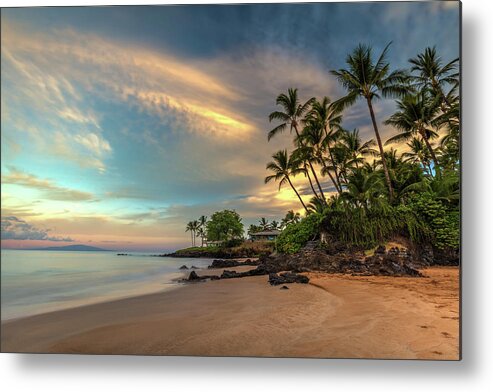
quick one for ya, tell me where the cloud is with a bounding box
[1,167,94,201]
[1,216,73,242]
[74,133,112,157]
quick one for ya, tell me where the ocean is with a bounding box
[0,249,212,320]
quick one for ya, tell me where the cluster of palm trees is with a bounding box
[185,215,208,247]
[248,210,302,236]
[265,44,459,213]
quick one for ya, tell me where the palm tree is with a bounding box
[191,220,200,246]
[258,217,270,231]
[409,46,459,107]
[281,210,301,228]
[341,169,386,209]
[307,196,327,214]
[340,128,378,169]
[248,224,262,236]
[331,43,410,201]
[306,97,344,193]
[268,88,325,199]
[300,120,336,197]
[292,145,321,200]
[265,149,308,212]
[401,137,433,176]
[196,227,206,247]
[270,220,280,230]
[384,91,441,176]
[197,215,208,246]
[185,222,195,247]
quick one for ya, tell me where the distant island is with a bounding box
[27,244,112,252]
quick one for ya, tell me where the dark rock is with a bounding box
[221,270,240,279]
[258,247,422,278]
[179,265,189,270]
[208,259,259,269]
[187,270,202,280]
[268,272,310,286]
[374,245,386,255]
[190,265,199,269]
[280,285,289,290]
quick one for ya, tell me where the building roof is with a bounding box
[250,230,281,236]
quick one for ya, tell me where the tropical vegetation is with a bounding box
[266,44,459,254]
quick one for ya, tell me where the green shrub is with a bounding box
[407,192,459,249]
[276,213,323,254]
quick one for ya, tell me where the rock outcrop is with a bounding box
[207,258,258,269]
[268,272,310,286]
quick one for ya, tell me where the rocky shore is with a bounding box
[180,244,434,287]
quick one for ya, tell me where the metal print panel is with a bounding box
[0,1,461,359]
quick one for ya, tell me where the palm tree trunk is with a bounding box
[366,97,394,201]
[320,157,341,194]
[420,129,441,177]
[327,146,343,191]
[293,123,326,203]
[308,161,326,201]
[287,176,308,212]
[305,163,320,199]
[324,126,344,192]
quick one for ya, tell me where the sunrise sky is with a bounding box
[0,2,459,252]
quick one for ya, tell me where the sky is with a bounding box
[0,1,460,252]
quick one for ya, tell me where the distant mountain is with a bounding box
[28,244,112,252]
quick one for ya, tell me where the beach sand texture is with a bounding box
[1,267,459,360]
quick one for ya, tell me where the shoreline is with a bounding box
[1,266,459,359]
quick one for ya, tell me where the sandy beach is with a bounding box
[0,266,459,360]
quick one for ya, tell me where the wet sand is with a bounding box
[0,266,459,360]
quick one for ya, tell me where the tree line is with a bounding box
[265,44,459,214]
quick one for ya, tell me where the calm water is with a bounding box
[1,250,212,320]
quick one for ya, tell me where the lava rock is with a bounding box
[208,259,259,269]
[179,265,189,270]
[268,272,310,286]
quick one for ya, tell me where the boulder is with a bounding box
[268,272,310,286]
[179,265,189,270]
[187,270,202,280]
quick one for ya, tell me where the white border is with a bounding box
[1,0,492,391]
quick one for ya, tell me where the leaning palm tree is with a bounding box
[268,88,325,198]
[384,91,441,176]
[301,119,337,197]
[306,97,344,193]
[409,46,459,107]
[331,42,410,201]
[265,149,308,212]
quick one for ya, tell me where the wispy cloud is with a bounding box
[2,167,94,201]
